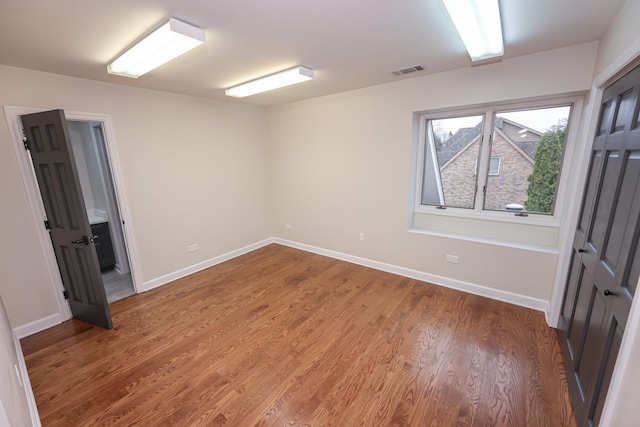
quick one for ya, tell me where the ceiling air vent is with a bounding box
[392,65,424,76]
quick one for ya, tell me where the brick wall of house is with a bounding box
[440,132,534,210]
[440,139,481,208]
[484,133,534,210]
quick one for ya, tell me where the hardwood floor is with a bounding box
[21,244,576,426]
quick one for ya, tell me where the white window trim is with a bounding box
[412,94,585,228]
[423,120,445,205]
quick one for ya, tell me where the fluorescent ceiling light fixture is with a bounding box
[225,66,314,98]
[108,18,205,78]
[443,0,504,62]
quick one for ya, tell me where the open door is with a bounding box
[21,110,113,329]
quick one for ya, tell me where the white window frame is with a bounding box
[413,94,584,227]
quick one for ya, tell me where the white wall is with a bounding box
[268,42,598,305]
[0,65,273,328]
[0,295,32,427]
[594,0,640,77]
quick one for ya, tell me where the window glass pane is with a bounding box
[421,115,483,209]
[489,157,501,175]
[484,105,572,214]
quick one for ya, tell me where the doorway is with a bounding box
[4,106,141,327]
[67,120,135,303]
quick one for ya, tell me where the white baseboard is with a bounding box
[142,238,275,292]
[12,239,276,338]
[13,235,552,340]
[12,332,41,426]
[13,313,63,340]
[273,238,550,316]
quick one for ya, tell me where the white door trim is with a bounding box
[3,106,143,326]
[90,123,130,275]
[546,88,603,327]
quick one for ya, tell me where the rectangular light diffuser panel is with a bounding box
[225,66,314,98]
[108,18,205,78]
[443,0,503,62]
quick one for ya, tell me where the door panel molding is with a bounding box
[549,54,640,330]
[4,106,70,322]
[22,109,112,328]
[3,106,142,332]
[559,63,640,426]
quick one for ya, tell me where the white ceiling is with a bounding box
[0,0,627,107]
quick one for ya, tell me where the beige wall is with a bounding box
[594,0,640,78]
[0,65,273,328]
[0,295,32,426]
[268,42,598,303]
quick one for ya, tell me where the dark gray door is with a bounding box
[21,110,113,329]
[559,64,640,426]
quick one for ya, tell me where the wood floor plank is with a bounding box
[21,244,576,426]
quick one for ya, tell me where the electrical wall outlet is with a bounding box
[188,244,199,252]
[285,224,293,230]
[446,254,459,264]
[359,232,365,242]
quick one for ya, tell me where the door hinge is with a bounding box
[44,220,50,230]
[63,290,69,300]
[23,136,29,150]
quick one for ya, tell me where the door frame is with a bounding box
[90,122,130,275]
[4,106,142,325]
[547,39,640,426]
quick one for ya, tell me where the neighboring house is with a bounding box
[437,118,543,210]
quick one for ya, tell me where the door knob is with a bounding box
[578,248,587,253]
[604,289,614,296]
[71,235,89,245]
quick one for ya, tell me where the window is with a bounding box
[421,114,483,209]
[489,157,501,175]
[418,100,574,216]
[475,157,501,176]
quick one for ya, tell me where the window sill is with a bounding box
[414,205,561,228]
[407,226,560,254]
